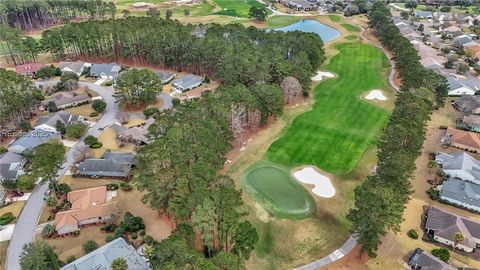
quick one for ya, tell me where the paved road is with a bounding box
[6,81,118,270]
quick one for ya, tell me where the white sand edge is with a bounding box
[311,71,335,82]
[293,166,336,198]
[365,89,387,101]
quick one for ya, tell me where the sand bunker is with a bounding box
[132,2,155,8]
[311,71,335,81]
[365,89,387,101]
[293,167,336,198]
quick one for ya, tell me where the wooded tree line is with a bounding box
[39,16,324,92]
[347,2,448,257]
[0,0,116,31]
[0,68,44,137]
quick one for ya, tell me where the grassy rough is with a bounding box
[328,14,341,22]
[212,0,271,17]
[266,15,301,28]
[341,23,361,32]
[267,43,391,174]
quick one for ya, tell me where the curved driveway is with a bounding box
[5,81,118,270]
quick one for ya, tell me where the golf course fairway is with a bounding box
[244,165,315,219]
[267,42,391,174]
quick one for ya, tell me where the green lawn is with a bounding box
[212,0,271,17]
[328,14,341,22]
[341,23,360,33]
[266,43,391,174]
[267,15,300,28]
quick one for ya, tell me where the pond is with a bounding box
[272,19,341,43]
[243,165,315,219]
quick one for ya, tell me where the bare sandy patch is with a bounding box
[293,166,336,198]
[365,89,387,101]
[311,71,335,81]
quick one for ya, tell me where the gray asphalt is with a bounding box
[6,81,118,270]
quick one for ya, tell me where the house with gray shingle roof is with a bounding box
[58,61,90,76]
[446,76,475,96]
[0,152,26,181]
[61,237,150,270]
[89,63,121,80]
[35,111,84,133]
[414,10,433,19]
[454,35,473,48]
[425,207,480,252]
[441,178,480,212]
[156,71,176,84]
[77,151,135,178]
[7,130,61,154]
[436,151,480,184]
[172,74,203,92]
[454,95,480,114]
[42,92,91,110]
[408,248,455,270]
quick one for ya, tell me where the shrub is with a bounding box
[56,183,71,196]
[123,212,145,232]
[105,234,116,242]
[106,183,119,190]
[120,182,132,191]
[407,229,419,239]
[83,240,98,254]
[431,247,450,262]
[92,99,107,113]
[101,223,116,232]
[46,196,58,207]
[101,80,113,86]
[139,230,146,236]
[65,122,88,139]
[90,142,103,149]
[42,224,55,238]
[84,135,98,146]
[0,145,6,155]
[66,256,76,264]
[0,212,15,225]
[427,187,440,200]
[143,107,160,118]
[131,232,138,240]
[143,235,156,246]
[114,226,126,238]
[439,125,448,129]
[89,111,99,117]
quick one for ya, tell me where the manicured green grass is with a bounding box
[345,35,357,40]
[243,163,315,219]
[267,15,300,28]
[329,14,341,22]
[266,43,391,174]
[341,23,360,33]
[212,0,271,17]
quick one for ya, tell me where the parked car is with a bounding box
[12,191,24,197]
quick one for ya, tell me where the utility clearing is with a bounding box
[293,167,336,198]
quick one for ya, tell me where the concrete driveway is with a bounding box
[6,81,118,270]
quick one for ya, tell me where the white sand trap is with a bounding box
[293,167,336,198]
[311,71,335,81]
[365,90,387,101]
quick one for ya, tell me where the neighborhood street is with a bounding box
[5,81,119,270]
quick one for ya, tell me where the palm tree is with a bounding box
[453,232,464,250]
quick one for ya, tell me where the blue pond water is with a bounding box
[272,19,341,43]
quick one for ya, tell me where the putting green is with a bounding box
[243,165,315,219]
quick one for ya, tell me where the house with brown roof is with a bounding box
[111,118,154,145]
[425,207,480,252]
[445,128,480,153]
[54,186,117,235]
[41,92,90,110]
[15,63,45,76]
[464,41,480,59]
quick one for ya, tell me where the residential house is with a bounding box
[440,178,480,212]
[408,248,455,270]
[414,10,433,19]
[111,118,154,145]
[42,93,90,110]
[280,0,317,10]
[15,63,45,76]
[445,128,480,153]
[35,111,84,133]
[61,237,150,270]
[7,130,61,154]
[460,115,480,132]
[453,95,480,114]
[0,152,26,181]
[454,35,473,48]
[443,25,463,36]
[400,28,421,38]
[425,206,480,252]
[434,12,454,22]
[436,151,480,184]
[155,71,176,84]
[446,76,475,96]
[58,61,90,76]
[54,186,118,235]
[464,41,480,59]
[172,74,204,92]
[77,151,135,178]
[89,63,121,80]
